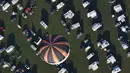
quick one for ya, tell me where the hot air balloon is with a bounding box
[40,35,70,65]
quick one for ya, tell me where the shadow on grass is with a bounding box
[63,0,75,13]
[18,15,22,27]
[36,28,43,37]
[12,5,17,12]
[88,0,98,12]
[7,33,15,47]
[25,0,31,7]
[17,61,25,69]
[88,51,99,64]
[50,3,56,14]
[102,30,110,41]
[18,0,23,6]
[12,59,16,66]
[15,44,22,54]
[40,8,49,25]
[72,11,81,23]
[25,59,30,66]
[31,64,37,73]
[0,20,5,29]
[0,42,5,48]
[107,44,117,57]
[116,54,122,69]
[64,60,77,73]
[23,24,28,30]
[31,23,36,32]
[97,30,110,42]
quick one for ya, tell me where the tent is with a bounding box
[113,4,123,13]
[97,39,110,50]
[88,61,99,71]
[107,54,116,64]
[92,23,102,31]
[64,10,75,19]
[87,10,97,19]
[112,66,121,73]
[40,35,70,65]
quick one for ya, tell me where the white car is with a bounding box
[77,32,83,39]
[92,23,102,31]
[17,4,23,11]
[10,65,16,71]
[30,44,37,51]
[40,21,48,29]
[11,0,19,5]
[6,45,15,54]
[87,53,95,60]
[25,64,30,70]
[2,2,10,11]
[0,35,4,41]
[22,13,27,19]
[71,23,80,30]
[82,1,90,8]
[56,2,65,11]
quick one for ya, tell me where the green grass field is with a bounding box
[0,0,130,73]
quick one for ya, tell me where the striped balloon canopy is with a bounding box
[40,35,70,65]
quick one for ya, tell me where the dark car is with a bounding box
[50,4,56,14]
[10,15,17,22]
[23,29,32,41]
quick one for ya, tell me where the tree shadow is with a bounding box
[40,8,49,25]
[7,33,15,47]
[31,64,37,73]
